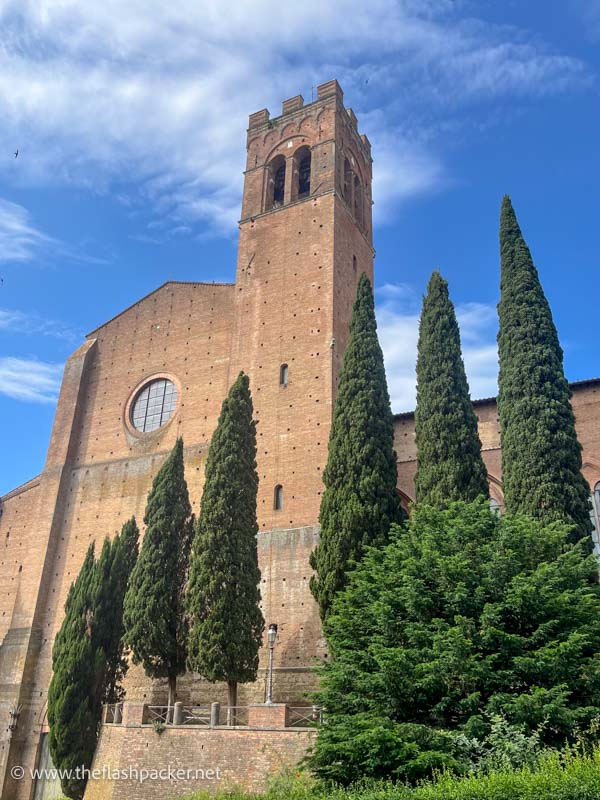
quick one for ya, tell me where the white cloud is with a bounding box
[0,1,588,233]
[376,283,498,412]
[0,199,56,263]
[0,356,63,403]
[0,307,79,341]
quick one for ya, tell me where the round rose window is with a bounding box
[131,378,177,433]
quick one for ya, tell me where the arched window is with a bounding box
[274,485,283,511]
[352,255,357,272]
[343,158,352,202]
[280,364,288,387]
[269,155,286,208]
[489,497,501,517]
[294,146,311,199]
[354,174,363,227]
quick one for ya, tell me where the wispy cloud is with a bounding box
[0,199,56,263]
[0,1,589,234]
[0,307,80,341]
[376,283,498,412]
[0,356,63,403]
[0,197,109,265]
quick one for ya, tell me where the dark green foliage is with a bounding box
[186,373,264,707]
[310,274,402,620]
[47,545,102,800]
[497,196,592,542]
[94,517,139,703]
[414,271,489,506]
[123,438,193,703]
[47,520,139,799]
[310,500,600,785]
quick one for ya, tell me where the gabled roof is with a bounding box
[86,280,235,337]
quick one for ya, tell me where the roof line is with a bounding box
[86,280,235,337]
[394,377,600,420]
[1,474,42,502]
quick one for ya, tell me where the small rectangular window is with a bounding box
[280,364,289,387]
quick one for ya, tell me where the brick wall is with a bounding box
[84,720,315,799]
[394,381,600,509]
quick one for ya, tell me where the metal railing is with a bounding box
[104,703,123,724]
[102,702,324,729]
[180,706,211,726]
[217,706,249,727]
[144,705,170,725]
[287,706,323,728]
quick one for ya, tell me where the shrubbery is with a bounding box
[179,747,600,800]
[309,500,600,784]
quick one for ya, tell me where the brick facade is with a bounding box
[84,711,315,799]
[0,80,598,800]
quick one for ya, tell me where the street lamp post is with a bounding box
[265,623,278,705]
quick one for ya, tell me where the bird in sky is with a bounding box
[14,149,18,158]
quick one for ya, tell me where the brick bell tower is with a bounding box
[229,80,373,687]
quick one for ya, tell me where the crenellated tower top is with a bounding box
[241,79,372,243]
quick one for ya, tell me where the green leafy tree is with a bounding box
[123,438,193,710]
[47,545,103,800]
[310,273,403,620]
[94,517,139,703]
[186,372,264,710]
[311,500,600,785]
[414,271,489,506]
[497,196,592,542]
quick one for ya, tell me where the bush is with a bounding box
[178,748,600,800]
[310,500,600,783]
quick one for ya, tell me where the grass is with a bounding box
[179,747,600,800]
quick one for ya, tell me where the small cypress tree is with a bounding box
[123,438,193,710]
[414,271,489,506]
[186,372,264,710]
[497,196,592,542]
[94,518,139,704]
[47,545,102,800]
[310,273,403,621]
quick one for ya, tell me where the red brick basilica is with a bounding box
[1,81,599,799]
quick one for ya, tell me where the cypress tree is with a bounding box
[123,438,193,710]
[47,524,139,799]
[310,273,402,621]
[497,196,592,542]
[94,518,139,704]
[186,372,264,711]
[414,270,489,506]
[47,545,102,800]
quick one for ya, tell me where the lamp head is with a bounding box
[267,623,278,646]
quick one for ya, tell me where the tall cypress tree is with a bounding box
[123,438,194,709]
[48,545,102,800]
[497,196,592,542]
[94,518,139,704]
[414,271,489,506]
[310,273,402,621]
[48,524,139,799]
[186,372,264,711]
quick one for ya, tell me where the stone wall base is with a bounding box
[84,722,315,799]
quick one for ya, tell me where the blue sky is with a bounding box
[1,0,599,495]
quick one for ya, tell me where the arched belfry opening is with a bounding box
[343,157,352,203]
[294,145,311,199]
[354,174,363,229]
[269,155,286,209]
